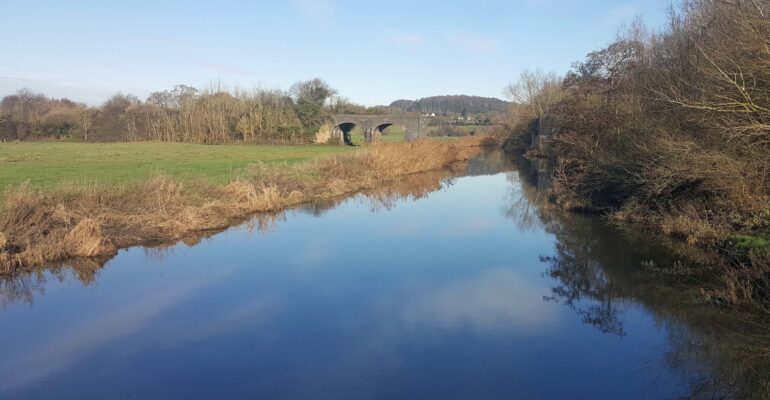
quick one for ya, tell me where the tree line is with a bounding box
[0,79,350,144]
[504,0,770,309]
[390,95,509,115]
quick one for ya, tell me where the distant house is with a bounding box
[424,112,436,117]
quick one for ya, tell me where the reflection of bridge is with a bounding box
[330,114,427,144]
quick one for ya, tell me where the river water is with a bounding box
[0,151,764,399]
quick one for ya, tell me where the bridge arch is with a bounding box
[375,123,394,135]
[332,122,357,146]
[323,114,428,145]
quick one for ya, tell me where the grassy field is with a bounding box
[0,142,355,192]
[381,125,409,142]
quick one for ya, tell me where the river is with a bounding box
[0,150,765,399]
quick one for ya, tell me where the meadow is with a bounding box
[0,142,355,192]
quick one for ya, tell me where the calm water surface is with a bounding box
[0,152,757,399]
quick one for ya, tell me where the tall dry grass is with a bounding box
[0,138,488,274]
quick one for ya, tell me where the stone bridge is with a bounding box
[325,114,428,145]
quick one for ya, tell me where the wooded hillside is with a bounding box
[389,95,508,115]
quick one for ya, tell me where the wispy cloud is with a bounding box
[519,0,579,6]
[446,32,500,54]
[403,269,557,334]
[603,4,640,27]
[198,61,254,76]
[292,0,335,29]
[384,221,424,236]
[442,217,495,237]
[0,277,215,391]
[0,75,143,106]
[385,30,426,47]
[292,237,336,267]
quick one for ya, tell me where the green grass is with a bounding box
[381,126,408,142]
[0,142,355,192]
[730,235,770,251]
[348,127,367,146]
[345,125,409,145]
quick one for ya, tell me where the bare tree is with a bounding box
[80,109,94,141]
[504,69,564,119]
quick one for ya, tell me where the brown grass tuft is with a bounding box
[62,218,117,258]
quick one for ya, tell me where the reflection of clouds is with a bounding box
[442,217,495,237]
[404,269,557,334]
[0,277,214,391]
[384,222,424,236]
[271,269,560,397]
[159,296,282,348]
[292,238,335,267]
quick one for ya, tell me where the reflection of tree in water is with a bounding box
[0,271,46,307]
[508,159,770,399]
[503,172,546,232]
[0,258,103,308]
[301,149,511,216]
[465,148,512,177]
[538,212,631,336]
[504,157,629,335]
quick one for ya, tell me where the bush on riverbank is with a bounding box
[504,0,770,309]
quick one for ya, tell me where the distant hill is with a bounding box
[389,95,509,115]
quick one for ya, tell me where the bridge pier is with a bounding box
[529,115,556,156]
[363,128,382,143]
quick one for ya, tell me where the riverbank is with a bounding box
[498,0,770,311]
[0,137,492,274]
[504,133,770,311]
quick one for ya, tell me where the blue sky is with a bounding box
[0,0,671,106]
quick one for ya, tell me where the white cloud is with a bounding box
[447,32,500,54]
[603,4,640,27]
[384,221,424,236]
[292,237,336,267]
[292,0,335,29]
[0,75,143,106]
[198,61,254,76]
[385,31,426,47]
[403,269,557,334]
[442,217,495,237]
[0,277,213,391]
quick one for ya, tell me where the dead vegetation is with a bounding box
[503,0,770,310]
[0,138,488,274]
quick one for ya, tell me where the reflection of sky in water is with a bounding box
[0,172,694,399]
